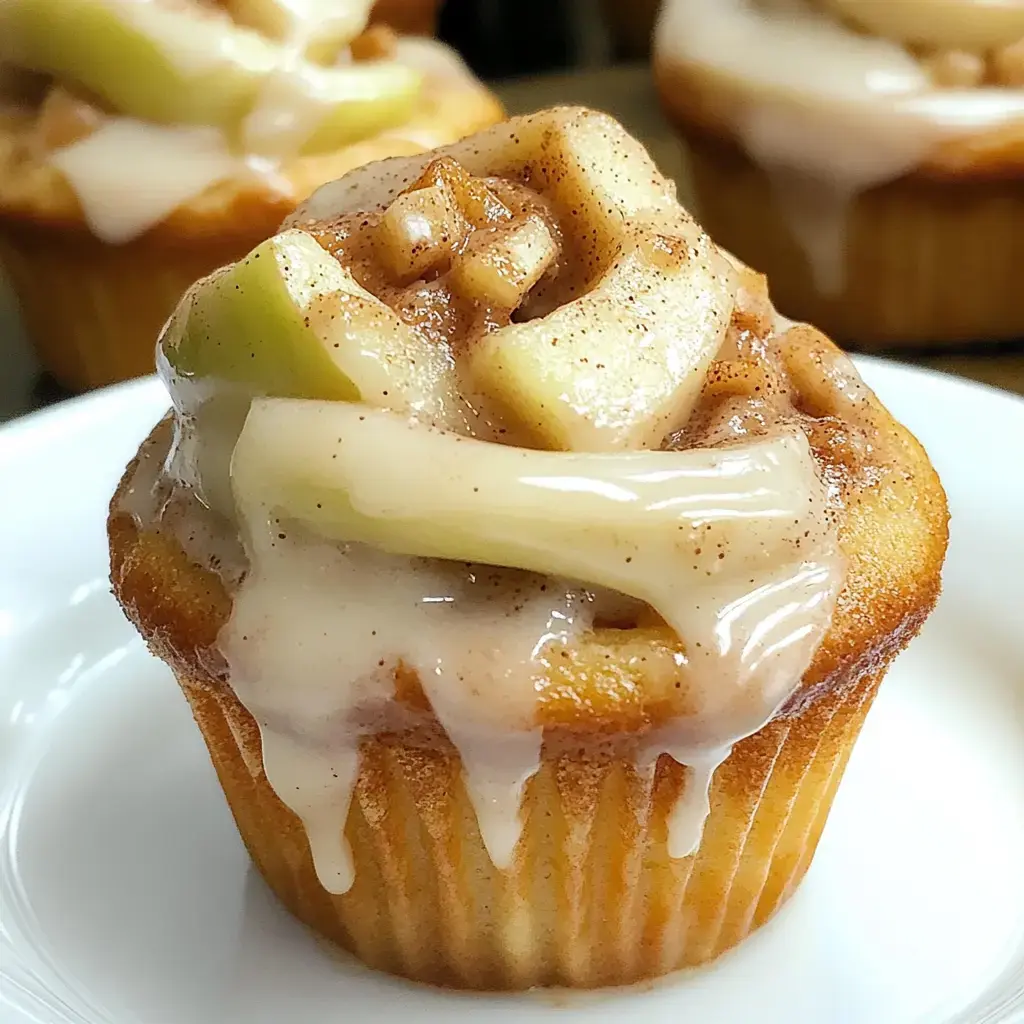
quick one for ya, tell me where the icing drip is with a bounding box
[222,537,597,888]
[219,417,842,892]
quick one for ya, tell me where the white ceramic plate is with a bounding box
[2,359,1023,1024]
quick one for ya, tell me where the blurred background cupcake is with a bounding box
[653,0,1024,349]
[0,0,502,392]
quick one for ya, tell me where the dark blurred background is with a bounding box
[437,0,642,80]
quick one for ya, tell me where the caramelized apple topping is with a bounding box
[923,40,1024,86]
[408,156,515,229]
[292,109,737,450]
[450,216,558,312]
[306,154,562,356]
[922,48,987,87]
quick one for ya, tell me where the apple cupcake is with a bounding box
[654,0,1024,349]
[0,0,502,392]
[109,108,948,989]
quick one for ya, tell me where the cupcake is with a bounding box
[109,107,948,990]
[654,0,1024,349]
[0,0,502,392]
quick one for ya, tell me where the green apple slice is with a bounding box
[222,0,373,64]
[467,231,735,452]
[160,228,456,419]
[242,60,422,157]
[0,0,280,127]
[159,228,459,514]
[231,400,832,642]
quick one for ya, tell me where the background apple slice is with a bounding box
[0,0,279,127]
[242,60,422,156]
[222,0,374,64]
[826,0,1024,51]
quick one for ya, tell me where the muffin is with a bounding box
[109,107,948,990]
[655,0,1024,349]
[0,0,502,392]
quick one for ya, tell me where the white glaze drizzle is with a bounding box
[221,538,596,884]
[218,416,842,892]
[50,119,239,243]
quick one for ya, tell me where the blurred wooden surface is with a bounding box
[0,65,1021,424]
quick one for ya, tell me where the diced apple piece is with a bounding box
[450,216,557,310]
[408,156,513,229]
[467,231,735,451]
[231,400,832,646]
[0,0,280,127]
[160,228,456,421]
[242,60,421,156]
[375,184,466,284]
[222,0,374,64]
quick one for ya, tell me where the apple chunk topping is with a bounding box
[450,216,558,312]
[293,110,736,452]
[375,184,467,284]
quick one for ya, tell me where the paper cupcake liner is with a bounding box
[179,668,882,990]
[681,130,1024,349]
[0,222,254,392]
